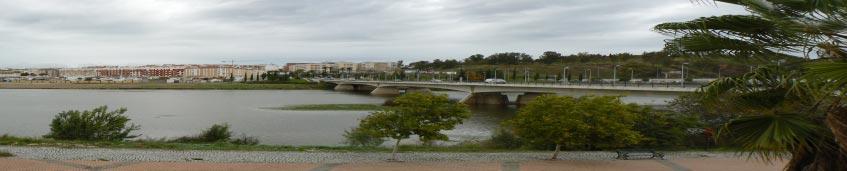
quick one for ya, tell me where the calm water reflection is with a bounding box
[0,89,673,146]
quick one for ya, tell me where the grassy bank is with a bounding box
[269,104,388,111]
[0,83,319,90]
[0,135,516,153]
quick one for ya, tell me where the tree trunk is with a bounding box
[551,144,561,160]
[827,105,847,154]
[390,139,401,161]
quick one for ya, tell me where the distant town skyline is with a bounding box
[0,0,747,68]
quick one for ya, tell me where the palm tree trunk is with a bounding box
[551,144,561,160]
[391,139,401,161]
[827,105,847,153]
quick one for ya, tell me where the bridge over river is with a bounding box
[325,80,697,106]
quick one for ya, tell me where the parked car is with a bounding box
[430,79,443,83]
[484,79,507,84]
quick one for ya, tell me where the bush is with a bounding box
[343,127,385,147]
[633,110,699,149]
[488,128,524,149]
[199,123,232,142]
[231,134,260,145]
[44,106,140,141]
[174,123,232,143]
[0,151,13,157]
[172,123,260,145]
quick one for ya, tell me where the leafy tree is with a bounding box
[655,0,847,170]
[343,127,385,147]
[508,95,641,159]
[44,106,140,141]
[633,108,700,148]
[484,52,533,65]
[356,93,470,161]
[537,51,563,64]
[464,54,485,64]
[489,128,524,149]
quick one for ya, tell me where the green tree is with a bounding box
[343,126,385,147]
[634,109,700,148]
[464,54,485,64]
[356,93,470,161]
[655,0,847,170]
[44,106,140,141]
[537,51,563,64]
[533,73,540,81]
[508,95,641,159]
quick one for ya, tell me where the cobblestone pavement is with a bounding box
[0,146,786,171]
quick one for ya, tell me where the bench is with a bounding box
[615,150,664,160]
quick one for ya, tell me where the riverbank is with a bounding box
[0,83,320,90]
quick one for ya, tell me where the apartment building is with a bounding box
[183,64,265,79]
[285,62,395,73]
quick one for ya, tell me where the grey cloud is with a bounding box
[0,0,748,67]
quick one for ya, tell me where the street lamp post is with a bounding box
[613,65,621,86]
[681,63,689,87]
[563,66,569,84]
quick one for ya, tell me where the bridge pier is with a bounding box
[371,86,401,96]
[516,92,552,106]
[334,84,356,91]
[461,92,509,105]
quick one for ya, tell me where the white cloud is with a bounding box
[0,0,748,68]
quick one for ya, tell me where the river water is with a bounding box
[0,89,676,146]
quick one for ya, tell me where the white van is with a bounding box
[484,79,507,84]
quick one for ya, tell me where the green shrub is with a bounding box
[174,123,232,143]
[0,151,15,158]
[0,151,13,157]
[488,128,524,149]
[200,123,232,142]
[231,134,260,145]
[342,127,385,147]
[172,123,260,145]
[44,106,140,141]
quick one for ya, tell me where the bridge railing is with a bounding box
[331,80,704,92]
[327,79,703,90]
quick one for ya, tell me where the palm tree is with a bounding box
[654,0,846,170]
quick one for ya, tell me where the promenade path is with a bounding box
[0,146,785,171]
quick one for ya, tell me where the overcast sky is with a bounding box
[0,0,747,68]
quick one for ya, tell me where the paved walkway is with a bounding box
[0,145,787,171]
[0,158,785,171]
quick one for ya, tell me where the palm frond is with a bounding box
[718,113,826,161]
[806,62,847,89]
